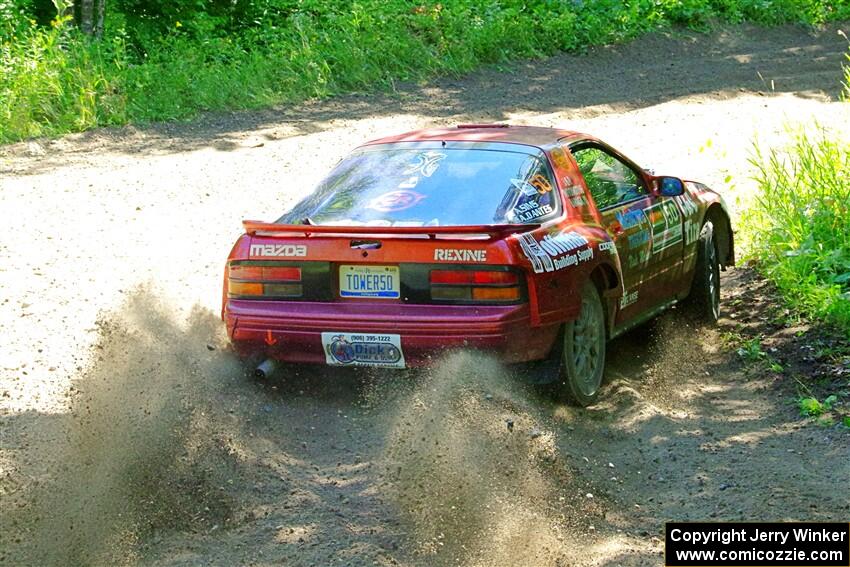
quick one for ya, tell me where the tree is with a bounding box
[76,0,105,37]
[52,0,105,37]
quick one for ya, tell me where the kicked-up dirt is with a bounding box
[1,22,849,567]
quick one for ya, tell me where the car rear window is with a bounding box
[277,146,559,227]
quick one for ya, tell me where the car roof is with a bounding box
[362,124,588,151]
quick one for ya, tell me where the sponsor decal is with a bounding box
[627,230,650,247]
[517,231,593,273]
[404,151,446,178]
[550,148,571,169]
[367,190,426,212]
[397,176,420,189]
[599,241,617,253]
[644,200,683,254]
[620,289,639,308]
[676,193,699,218]
[627,249,651,268]
[684,219,700,246]
[249,243,307,257]
[323,332,405,368]
[565,185,584,197]
[616,208,648,230]
[676,193,701,245]
[434,249,487,262]
[570,195,587,208]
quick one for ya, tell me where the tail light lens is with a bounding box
[228,262,303,298]
[430,269,522,303]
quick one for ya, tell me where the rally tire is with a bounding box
[557,281,607,407]
[687,221,721,324]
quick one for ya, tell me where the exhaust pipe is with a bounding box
[255,358,277,379]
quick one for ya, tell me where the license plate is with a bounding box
[339,265,400,299]
[322,332,405,368]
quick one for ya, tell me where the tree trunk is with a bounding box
[94,0,105,38]
[78,0,93,35]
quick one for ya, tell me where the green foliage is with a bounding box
[798,394,838,416]
[4,0,850,142]
[736,336,768,362]
[799,396,825,416]
[742,129,850,334]
[798,394,846,428]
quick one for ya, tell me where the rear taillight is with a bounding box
[228,262,303,298]
[429,269,522,303]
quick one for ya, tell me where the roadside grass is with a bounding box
[741,130,850,336]
[4,0,850,142]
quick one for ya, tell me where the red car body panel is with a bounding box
[222,125,734,370]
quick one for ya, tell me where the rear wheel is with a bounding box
[557,281,607,406]
[687,221,721,323]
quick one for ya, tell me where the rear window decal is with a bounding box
[403,151,446,178]
[510,201,553,223]
[529,174,553,194]
[366,190,426,212]
[511,178,541,197]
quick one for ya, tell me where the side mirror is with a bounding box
[657,176,685,197]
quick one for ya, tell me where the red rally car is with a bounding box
[222,125,734,405]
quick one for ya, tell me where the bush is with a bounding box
[742,130,850,334]
[3,0,850,142]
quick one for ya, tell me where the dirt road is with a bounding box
[2,23,849,567]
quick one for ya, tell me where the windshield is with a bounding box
[277,145,559,227]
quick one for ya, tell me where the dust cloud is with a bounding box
[381,352,604,567]
[2,287,247,566]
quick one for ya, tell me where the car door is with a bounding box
[567,142,683,323]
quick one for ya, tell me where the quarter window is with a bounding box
[571,146,647,210]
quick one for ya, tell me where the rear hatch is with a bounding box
[226,141,561,307]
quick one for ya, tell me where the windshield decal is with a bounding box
[403,151,446,178]
[366,190,426,212]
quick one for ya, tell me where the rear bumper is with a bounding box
[224,299,558,367]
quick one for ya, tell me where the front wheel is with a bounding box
[687,221,721,323]
[557,281,607,407]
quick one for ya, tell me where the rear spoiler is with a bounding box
[243,220,539,238]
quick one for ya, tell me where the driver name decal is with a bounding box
[249,244,307,257]
[434,249,487,262]
[517,231,593,273]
